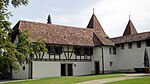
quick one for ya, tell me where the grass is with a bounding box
[3,74,122,84]
[107,76,150,84]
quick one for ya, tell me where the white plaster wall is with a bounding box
[92,47,101,73]
[12,63,29,79]
[32,61,60,79]
[73,62,92,76]
[103,46,118,71]
[117,41,150,70]
[92,46,118,73]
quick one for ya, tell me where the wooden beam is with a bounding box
[69,47,74,59]
[80,47,81,61]
[67,45,69,60]
[59,45,61,61]
[54,45,56,60]
[62,46,68,60]
[49,44,51,60]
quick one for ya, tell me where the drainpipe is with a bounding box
[100,46,104,74]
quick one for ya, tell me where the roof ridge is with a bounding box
[19,20,93,31]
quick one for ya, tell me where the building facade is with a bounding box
[11,14,150,79]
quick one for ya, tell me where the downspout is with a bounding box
[100,46,104,74]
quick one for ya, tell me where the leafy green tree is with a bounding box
[0,0,47,74]
[16,31,47,61]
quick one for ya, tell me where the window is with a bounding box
[85,47,93,56]
[137,41,141,48]
[113,47,116,55]
[74,47,80,55]
[47,46,55,54]
[23,66,25,70]
[109,48,111,54]
[115,44,120,47]
[121,44,124,49]
[55,47,63,54]
[128,42,132,49]
[74,47,93,56]
[80,47,85,56]
[110,62,113,67]
[47,46,62,55]
[146,40,150,47]
[49,46,55,54]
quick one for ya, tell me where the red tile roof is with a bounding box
[110,31,150,44]
[87,14,108,38]
[12,20,114,46]
[123,20,138,36]
[15,20,95,46]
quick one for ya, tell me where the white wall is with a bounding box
[92,46,118,73]
[33,61,93,78]
[73,62,92,76]
[103,46,118,72]
[32,61,60,79]
[117,41,150,71]
[12,63,29,79]
[92,47,101,73]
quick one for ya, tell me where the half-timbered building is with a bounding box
[11,14,150,79]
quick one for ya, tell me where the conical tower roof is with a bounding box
[87,14,108,38]
[123,20,138,36]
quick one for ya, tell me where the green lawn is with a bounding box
[107,76,150,84]
[3,74,122,84]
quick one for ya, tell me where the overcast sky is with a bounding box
[8,0,150,37]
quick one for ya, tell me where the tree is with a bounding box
[47,14,52,24]
[0,0,47,74]
[16,30,47,61]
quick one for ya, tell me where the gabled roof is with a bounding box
[110,31,150,44]
[94,33,114,46]
[87,14,108,38]
[12,20,114,46]
[13,20,94,46]
[123,20,138,36]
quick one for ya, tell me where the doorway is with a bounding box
[61,64,66,76]
[28,61,33,79]
[95,61,100,74]
[61,64,73,76]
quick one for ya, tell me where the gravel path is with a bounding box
[75,73,150,84]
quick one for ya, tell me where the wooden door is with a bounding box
[61,64,66,76]
[68,64,73,76]
[95,61,100,74]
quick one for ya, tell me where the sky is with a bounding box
[8,0,150,38]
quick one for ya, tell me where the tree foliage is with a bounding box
[0,0,47,74]
[47,14,52,24]
[17,31,47,61]
[3,0,28,7]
